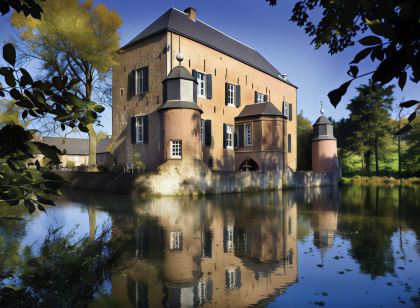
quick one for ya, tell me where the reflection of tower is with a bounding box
[310,188,340,251]
[312,105,338,173]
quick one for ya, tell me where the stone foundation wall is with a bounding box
[57,162,338,196]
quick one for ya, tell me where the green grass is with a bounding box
[341,153,399,175]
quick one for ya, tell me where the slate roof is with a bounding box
[164,66,197,82]
[122,8,296,88]
[235,102,284,119]
[97,138,112,154]
[42,137,89,155]
[158,101,203,113]
[313,115,332,125]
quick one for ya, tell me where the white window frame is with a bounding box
[135,116,144,143]
[226,124,234,148]
[200,119,205,145]
[226,225,234,252]
[170,231,182,250]
[135,67,147,95]
[170,140,182,159]
[196,71,206,98]
[245,124,252,146]
[283,101,289,118]
[256,92,264,104]
[227,83,235,106]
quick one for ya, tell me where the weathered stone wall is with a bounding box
[57,164,338,196]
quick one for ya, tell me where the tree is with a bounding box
[345,80,394,174]
[266,0,419,134]
[0,99,24,127]
[401,118,420,173]
[11,0,122,167]
[297,111,312,170]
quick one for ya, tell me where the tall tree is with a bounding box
[266,0,419,134]
[346,80,394,174]
[401,118,420,173]
[297,111,312,170]
[11,0,122,167]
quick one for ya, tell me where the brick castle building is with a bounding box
[112,7,297,172]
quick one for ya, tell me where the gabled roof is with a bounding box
[122,8,296,88]
[42,137,89,156]
[235,102,284,119]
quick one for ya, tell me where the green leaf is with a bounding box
[52,76,64,91]
[400,100,418,108]
[350,47,373,64]
[24,199,36,214]
[36,195,55,206]
[398,71,407,90]
[2,43,16,66]
[359,36,382,46]
[328,80,352,107]
[348,65,358,77]
[395,123,412,136]
[9,88,23,100]
[19,68,33,87]
[366,19,396,40]
[37,204,46,212]
[67,78,81,89]
[408,111,416,122]
[78,122,89,133]
[0,67,16,87]
[93,105,105,113]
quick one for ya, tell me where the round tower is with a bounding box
[312,105,338,173]
[159,55,203,163]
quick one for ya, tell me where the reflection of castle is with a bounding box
[110,194,297,307]
[309,188,340,251]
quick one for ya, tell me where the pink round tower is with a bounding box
[312,105,338,173]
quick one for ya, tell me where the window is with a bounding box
[245,124,252,146]
[255,92,264,104]
[197,71,206,98]
[226,125,233,148]
[135,66,148,94]
[225,267,241,290]
[225,225,234,252]
[135,116,144,143]
[170,231,182,250]
[200,119,205,144]
[120,88,124,97]
[283,101,289,118]
[170,140,182,159]
[288,134,292,153]
[227,83,235,106]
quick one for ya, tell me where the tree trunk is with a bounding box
[374,134,379,176]
[88,123,97,166]
[88,207,96,241]
[365,150,372,174]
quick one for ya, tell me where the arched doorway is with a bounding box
[238,159,259,171]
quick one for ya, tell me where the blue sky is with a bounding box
[0,0,418,136]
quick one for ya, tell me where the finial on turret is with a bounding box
[320,101,325,115]
[176,52,184,64]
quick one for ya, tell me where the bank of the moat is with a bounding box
[58,161,339,195]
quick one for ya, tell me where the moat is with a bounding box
[1,185,420,307]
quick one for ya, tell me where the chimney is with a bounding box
[184,7,197,21]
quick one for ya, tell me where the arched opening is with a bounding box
[239,159,259,171]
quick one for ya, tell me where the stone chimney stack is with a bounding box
[184,7,197,21]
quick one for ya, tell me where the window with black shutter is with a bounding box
[204,120,212,146]
[235,85,241,107]
[134,66,149,94]
[288,103,293,121]
[206,74,212,99]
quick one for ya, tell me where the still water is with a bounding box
[1,185,420,307]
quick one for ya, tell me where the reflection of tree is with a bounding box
[338,186,399,277]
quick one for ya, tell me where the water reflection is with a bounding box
[110,193,297,307]
[1,185,420,307]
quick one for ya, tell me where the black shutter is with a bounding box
[223,123,227,148]
[239,124,244,147]
[131,117,136,144]
[288,134,292,153]
[143,115,149,143]
[289,103,293,121]
[225,83,229,105]
[206,74,212,99]
[254,91,258,103]
[143,66,149,92]
[192,69,197,80]
[234,127,238,148]
[205,120,211,146]
[163,81,167,103]
[128,71,135,99]
[263,94,268,102]
[235,267,241,289]
[235,85,241,107]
